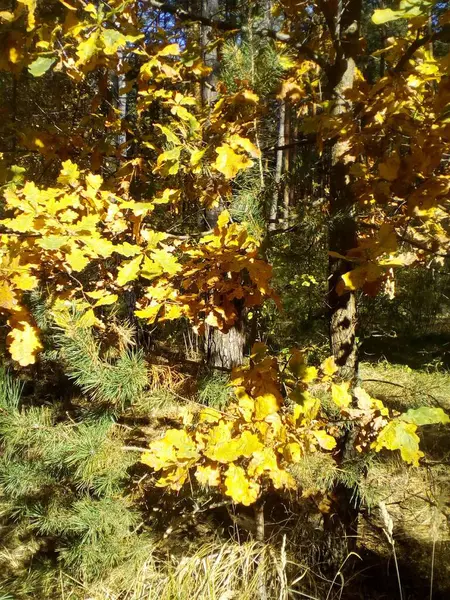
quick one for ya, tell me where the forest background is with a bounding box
[0,0,450,598]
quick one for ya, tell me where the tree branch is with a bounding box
[147,0,236,31]
[265,30,329,70]
[148,1,329,70]
[392,26,450,73]
[393,32,431,73]
[359,221,450,258]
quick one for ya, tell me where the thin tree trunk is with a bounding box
[254,501,268,600]
[269,99,286,232]
[202,0,244,369]
[282,102,291,226]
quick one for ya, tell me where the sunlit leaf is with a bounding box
[224,464,260,505]
[312,430,337,451]
[116,255,143,287]
[399,407,449,426]
[7,319,42,366]
[331,382,352,409]
[373,420,424,466]
[213,144,253,179]
[28,56,56,77]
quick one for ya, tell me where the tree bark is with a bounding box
[269,99,286,232]
[322,0,362,573]
[327,0,361,383]
[202,0,245,369]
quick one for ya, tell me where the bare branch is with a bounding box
[147,0,236,31]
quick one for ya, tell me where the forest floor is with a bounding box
[3,361,449,600]
[77,361,450,600]
[355,361,450,600]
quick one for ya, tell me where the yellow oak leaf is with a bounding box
[331,382,352,409]
[237,430,264,457]
[155,466,189,491]
[195,464,221,487]
[269,468,296,489]
[1,213,35,232]
[134,303,161,322]
[114,242,142,257]
[82,237,115,258]
[248,448,295,489]
[101,29,130,55]
[247,448,278,476]
[76,30,100,65]
[142,429,199,472]
[283,442,302,463]
[204,426,262,463]
[150,248,181,276]
[372,420,424,466]
[92,293,118,308]
[224,464,260,505]
[321,356,338,378]
[7,319,42,366]
[0,281,19,310]
[214,144,253,179]
[199,407,222,423]
[254,392,280,420]
[116,255,143,286]
[312,430,337,451]
[65,247,89,272]
[57,160,80,187]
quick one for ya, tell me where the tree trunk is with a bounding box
[202,0,245,369]
[328,0,361,383]
[269,99,286,232]
[323,0,362,573]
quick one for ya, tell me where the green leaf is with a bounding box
[101,29,125,55]
[399,407,449,426]
[28,56,56,77]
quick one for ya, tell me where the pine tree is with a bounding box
[0,315,153,598]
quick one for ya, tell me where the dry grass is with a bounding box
[360,361,450,412]
[358,361,450,597]
[77,539,332,600]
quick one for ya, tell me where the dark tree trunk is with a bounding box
[327,0,362,383]
[322,0,363,572]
